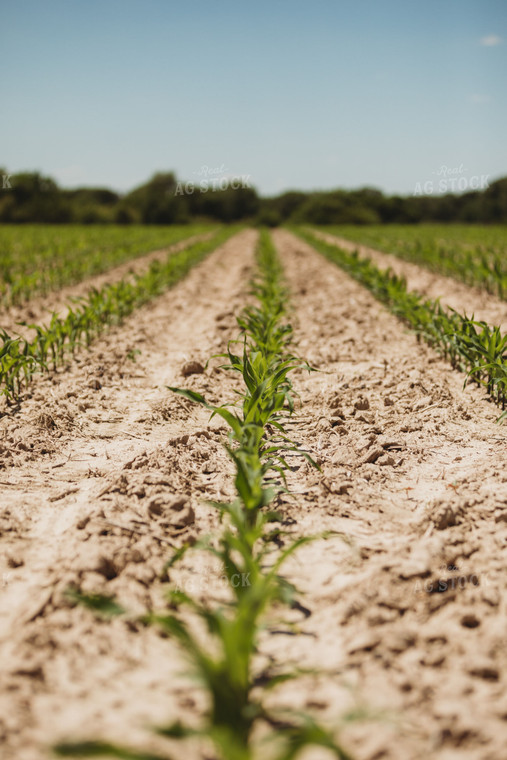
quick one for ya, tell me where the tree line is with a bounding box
[0,168,505,225]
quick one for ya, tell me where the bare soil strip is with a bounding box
[267,230,507,760]
[0,230,256,760]
[0,230,214,338]
[312,228,507,331]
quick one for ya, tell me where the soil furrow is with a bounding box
[0,230,214,338]
[266,229,507,760]
[0,229,256,760]
[312,228,507,331]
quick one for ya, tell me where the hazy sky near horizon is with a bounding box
[1,0,506,196]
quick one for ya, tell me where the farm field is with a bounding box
[0,225,218,307]
[0,226,507,760]
[318,225,507,299]
[298,228,507,420]
[0,226,232,403]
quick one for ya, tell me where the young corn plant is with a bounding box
[159,230,343,757]
[56,522,349,760]
[297,228,507,424]
[169,231,316,528]
[0,228,236,408]
[56,230,351,760]
[461,321,507,412]
[146,524,338,760]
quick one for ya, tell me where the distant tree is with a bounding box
[482,178,507,223]
[0,172,71,222]
[290,191,381,224]
[189,185,259,222]
[267,191,308,221]
[255,208,282,227]
[123,172,189,224]
[114,206,139,224]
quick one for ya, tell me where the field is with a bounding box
[320,224,507,299]
[1,224,507,760]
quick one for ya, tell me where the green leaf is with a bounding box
[54,740,171,759]
[65,589,126,618]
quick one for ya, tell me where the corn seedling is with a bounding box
[0,224,216,307]
[0,228,236,406]
[56,230,351,760]
[297,228,507,422]
[57,523,348,760]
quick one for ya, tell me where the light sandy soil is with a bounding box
[0,229,256,760]
[311,228,507,331]
[1,226,506,760]
[1,230,213,338]
[267,230,507,760]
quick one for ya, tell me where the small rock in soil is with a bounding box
[6,552,24,568]
[467,659,499,681]
[362,447,384,464]
[348,631,381,653]
[181,361,204,377]
[434,505,457,530]
[377,454,395,466]
[169,505,195,528]
[461,613,480,629]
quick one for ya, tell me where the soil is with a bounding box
[0,229,255,760]
[312,228,507,331]
[0,227,506,760]
[1,230,213,339]
[268,230,507,760]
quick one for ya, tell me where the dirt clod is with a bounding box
[181,361,205,377]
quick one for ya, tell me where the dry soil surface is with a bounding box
[267,229,507,760]
[312,228,507,331]
[0,227,506,760]
[0,229,256,760]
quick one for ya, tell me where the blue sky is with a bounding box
[1,0,506,196]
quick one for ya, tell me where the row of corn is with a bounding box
[297,228,507,423]
[0,225,214,307]
[0,229,235,405]
[56,230,351,760]
[322,224,507,300]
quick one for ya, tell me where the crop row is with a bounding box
[0,224,215,307]
[296,228,507,423]
[0,228,236,406]
[56,230,351,760]
[319,224,507,300]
